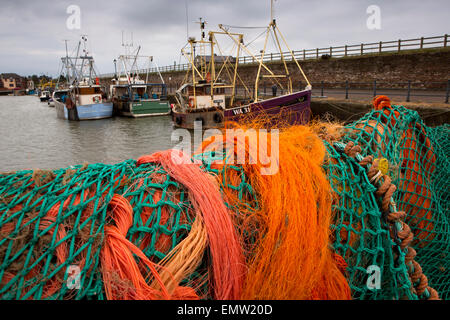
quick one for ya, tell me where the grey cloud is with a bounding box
[0,0,449,76]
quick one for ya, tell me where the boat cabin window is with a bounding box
[188,86,206,96]
[54,91,67,99]
[188,86,225,96]
[78,87,102,95]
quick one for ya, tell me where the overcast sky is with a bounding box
[1,0,449,77]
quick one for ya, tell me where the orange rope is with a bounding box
[137,150,246,300]
[199,124,351,300]
[100,194,198,300]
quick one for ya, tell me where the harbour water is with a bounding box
[0,96,176,172]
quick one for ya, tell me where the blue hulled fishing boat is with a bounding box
[54,36,113,121]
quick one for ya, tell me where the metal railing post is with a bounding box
[398,39,401,52]
[316,48,319,59]
[373,80,377,97]
[420,37,424,49]
[446,80,450,104]
[361,43,364,55]
[445,34,448,47]
[406,80,411,102]
[321,81,324,96]
[345,45,348,57]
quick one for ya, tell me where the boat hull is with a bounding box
[172,107,224,130]
[225,89,311,126]
[172,90,311,129]
[55,101,113,120]
[113,100,170,117]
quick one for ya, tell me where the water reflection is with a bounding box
[0,96,175,171]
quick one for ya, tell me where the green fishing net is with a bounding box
[0,154,256,300]
[0,160,196,299]
[329,105,449,299]
[324,142,417,299]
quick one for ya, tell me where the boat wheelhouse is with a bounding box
[39,90,51,102]
[111,82,169,117]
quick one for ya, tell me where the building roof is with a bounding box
[1,73,24,80]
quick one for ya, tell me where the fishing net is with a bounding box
[0,98,448,300]
[0,160,199,299]
[0,154,258,300]
[327,99,449,299]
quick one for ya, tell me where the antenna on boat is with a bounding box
[121,30,134,56]
[270,0,274,23]
[64,40,69,59]
[195,17,207,40]
[185,0,189,39]
[80,34,89,56]
[63,39,70,86]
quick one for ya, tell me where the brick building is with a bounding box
[0,73,27,90]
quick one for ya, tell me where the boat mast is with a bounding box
[210,29,214,104]
[192,18,208,109]
[130,45,141,83]
[190,37,196,108]
[254,22,272,102]
[79,36,89,84]
[153,58,165,84]
[119,32,133,85]
[145,56,150,85]
[271,17,293,94]
[61,39,70,88]
[269,0,311,89]
[208,29,242,107]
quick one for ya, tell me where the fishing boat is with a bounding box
[54,36,113,121]
[39,90,51,102]
[171,5,312,129]
[110,43,170,117]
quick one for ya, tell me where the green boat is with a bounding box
[110,43,170,117]
[111,82,170,117]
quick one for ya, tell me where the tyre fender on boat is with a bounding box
[175,116,183,125]
[66,97,75,109]
[213,112,223,123]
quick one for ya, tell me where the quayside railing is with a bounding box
[99,34,449,78]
